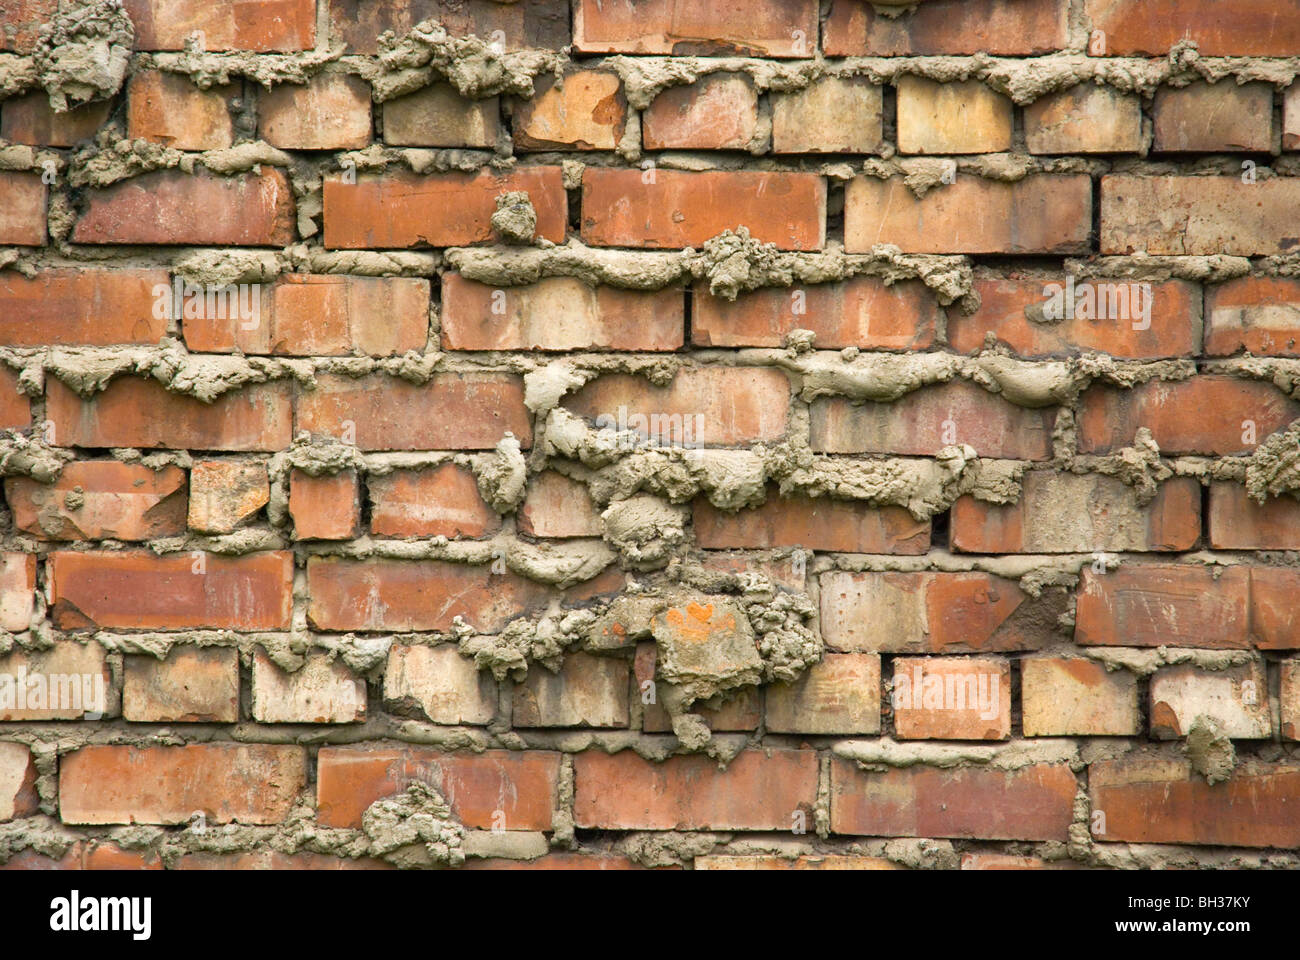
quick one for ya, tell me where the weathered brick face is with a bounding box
[0,0,1296,875]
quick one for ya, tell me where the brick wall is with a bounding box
[0,0,1298,871]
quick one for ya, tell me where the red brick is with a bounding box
[765,653,881,735]
[581,169,826,250]
[5,462,187,541]
[441,274,683,351]
[1083,0,1300,56]
[188,460,269,534]
[517,471,603,539]
[383,84,500,148]
[289,469,361,540]
[1089,754,1300,846]
[259,74,373,150]
[947,277,1199,358]
[328,0,570,56]
[1024,85,1143,155]
[513,70,626,151]
[573,749,818,830]
[59,744,307,825]
[642,74,758,151]
[1250,567,1300,650]
[251,649,366,724]
[323,167,566,248]
[0,172,46,246]
[316,746,560,829]
[46,377,292,451]
[845,176,1091,255]
[1075,564,1250,648]
[72,169,295,246]
[810,381,1056,459]
[772,77,883,154]
[564,367,789,446]
[383,643,496,725]
[1078,376,1298,456]
[692,278,939,349]
[0,554,35,633]
[512,651,629,728]
[1021,658,1139,736]
[0,368,29,430]
[896,77,1012,155]
[825,0,1068,55]
[0,268,170,346]
[305,558,555,632]
[830,758,1077,840]
[126,71,236,150]
[295,372,531,451]
[123,647,240,723]
[1208,482,1300,551]
[0,92,114,147]
[891,656,1011,740]
[1101,176,1300,256]
[0,0,56,52]
[369,463,501,539]
[49,550,293,631]
[1152,82,1273,153]
[124,0,316,51]
[0,743,38,821]
[635,641,761,733]
[1149,662,1269,739]
[950,473,1201,554]
[1205,277,1300,357]
[573,0,817,57]
[819,571,1042,654]
[0,642,112,720]
[694,494,930,554]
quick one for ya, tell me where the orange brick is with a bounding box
[440,274,683,351]
[517,471,602,539]
[512,651,629,728]
[1101,176,1300,256]
[810,381,1056,459]
[573,749,818,830]
[46,377,292,451]
[289,469,361,540]
[1083,0,1300,56]
[49,550,293,631]
[694,494,930,554]
[5,462,187,541]
[1075,564,1250,648]
[950,473,1201,554]
[896,77,1012,155]
[1152,81,1273,153]
[0,172,46,246]
[573,0,818,57]
[1205,276,1300,357]
[0,0,57,52]
[251,649,366,724]
[0,92,113,147]
[830,757,1076,840]
[0,743,38,821]
[692,277,939,349]
[642,74,758,151]
[0,268,170,347]
[765,653,881,734]
[513,70,626,150]
[60,744,307,825]
[123,647,239,723]
[564,367,789,446]
[188,460,269,534]
[581,169,826,250]
[1149,662,1269,739]
[946,276,1199,358]
[295,372,531,450]
[845,175,1091,254]
[316,745,560,829]
[126,71,236,150]
[323,167,566,248]
[1021,658,1139,736]
[383,643,496,725]
[383,84,500,148]
[1024,85,1142,154]
[1249,567,1300,649]
[0,642,112,720]
[328,0,570,56]
[0,368,28,430]
[0,554,35,633]
[1208,482,1300,551]
[124,0,316,51]
[772,77,883,154]
[1078,376,1299,456]
[825,0,1068,55]
[259,74,373,150]
[369,463,501,539]
[891,656,1010,740]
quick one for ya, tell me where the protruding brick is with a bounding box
[0,268,170,346]
[581,169,826,250]
[1021,658,1139,736]
[1149,662,1269,739]
[1075,564,1250,648]
[845,175,1092,254]
[573,0,818,57]
[950,473,1200,554]
[512,652,629,728]
[0,92,114,147]
[517,471,603,538]
[891,656,1010,740]
[1205,276,1300,357]
[369,464,500,539]
[1250,567,1300,650]
[1208,482,1300,550]
[825,0,1068,55]
[383,84,500,148]
[251,649,366,724]
[123,647,239,723]
[5,462,187,541]
[0,554,36,633]
[694,494,930,554]
[259,74,373,150]
[573,749,818,830]
[124,0,316,51]
[765,653,881,734]
[60,744,308,825]
[0,172,46,246]
[513,70,626,150]
[1152,82,1273,153]
[772,77,883,154]
[383,643,496,725]
[896,77,1012,155]
[1282,661,1300,740]
[127,71,236,150]
[50,551,293,631]
[289,469,361,540]
[0,743,38,821]
[441,274,683,351]
[1082,0,1300,56]
[188,460,269,534]
[0,642,111,721]
[1024,85,1142,155]
[642,74,758,151]
[1286,84,1300,151]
